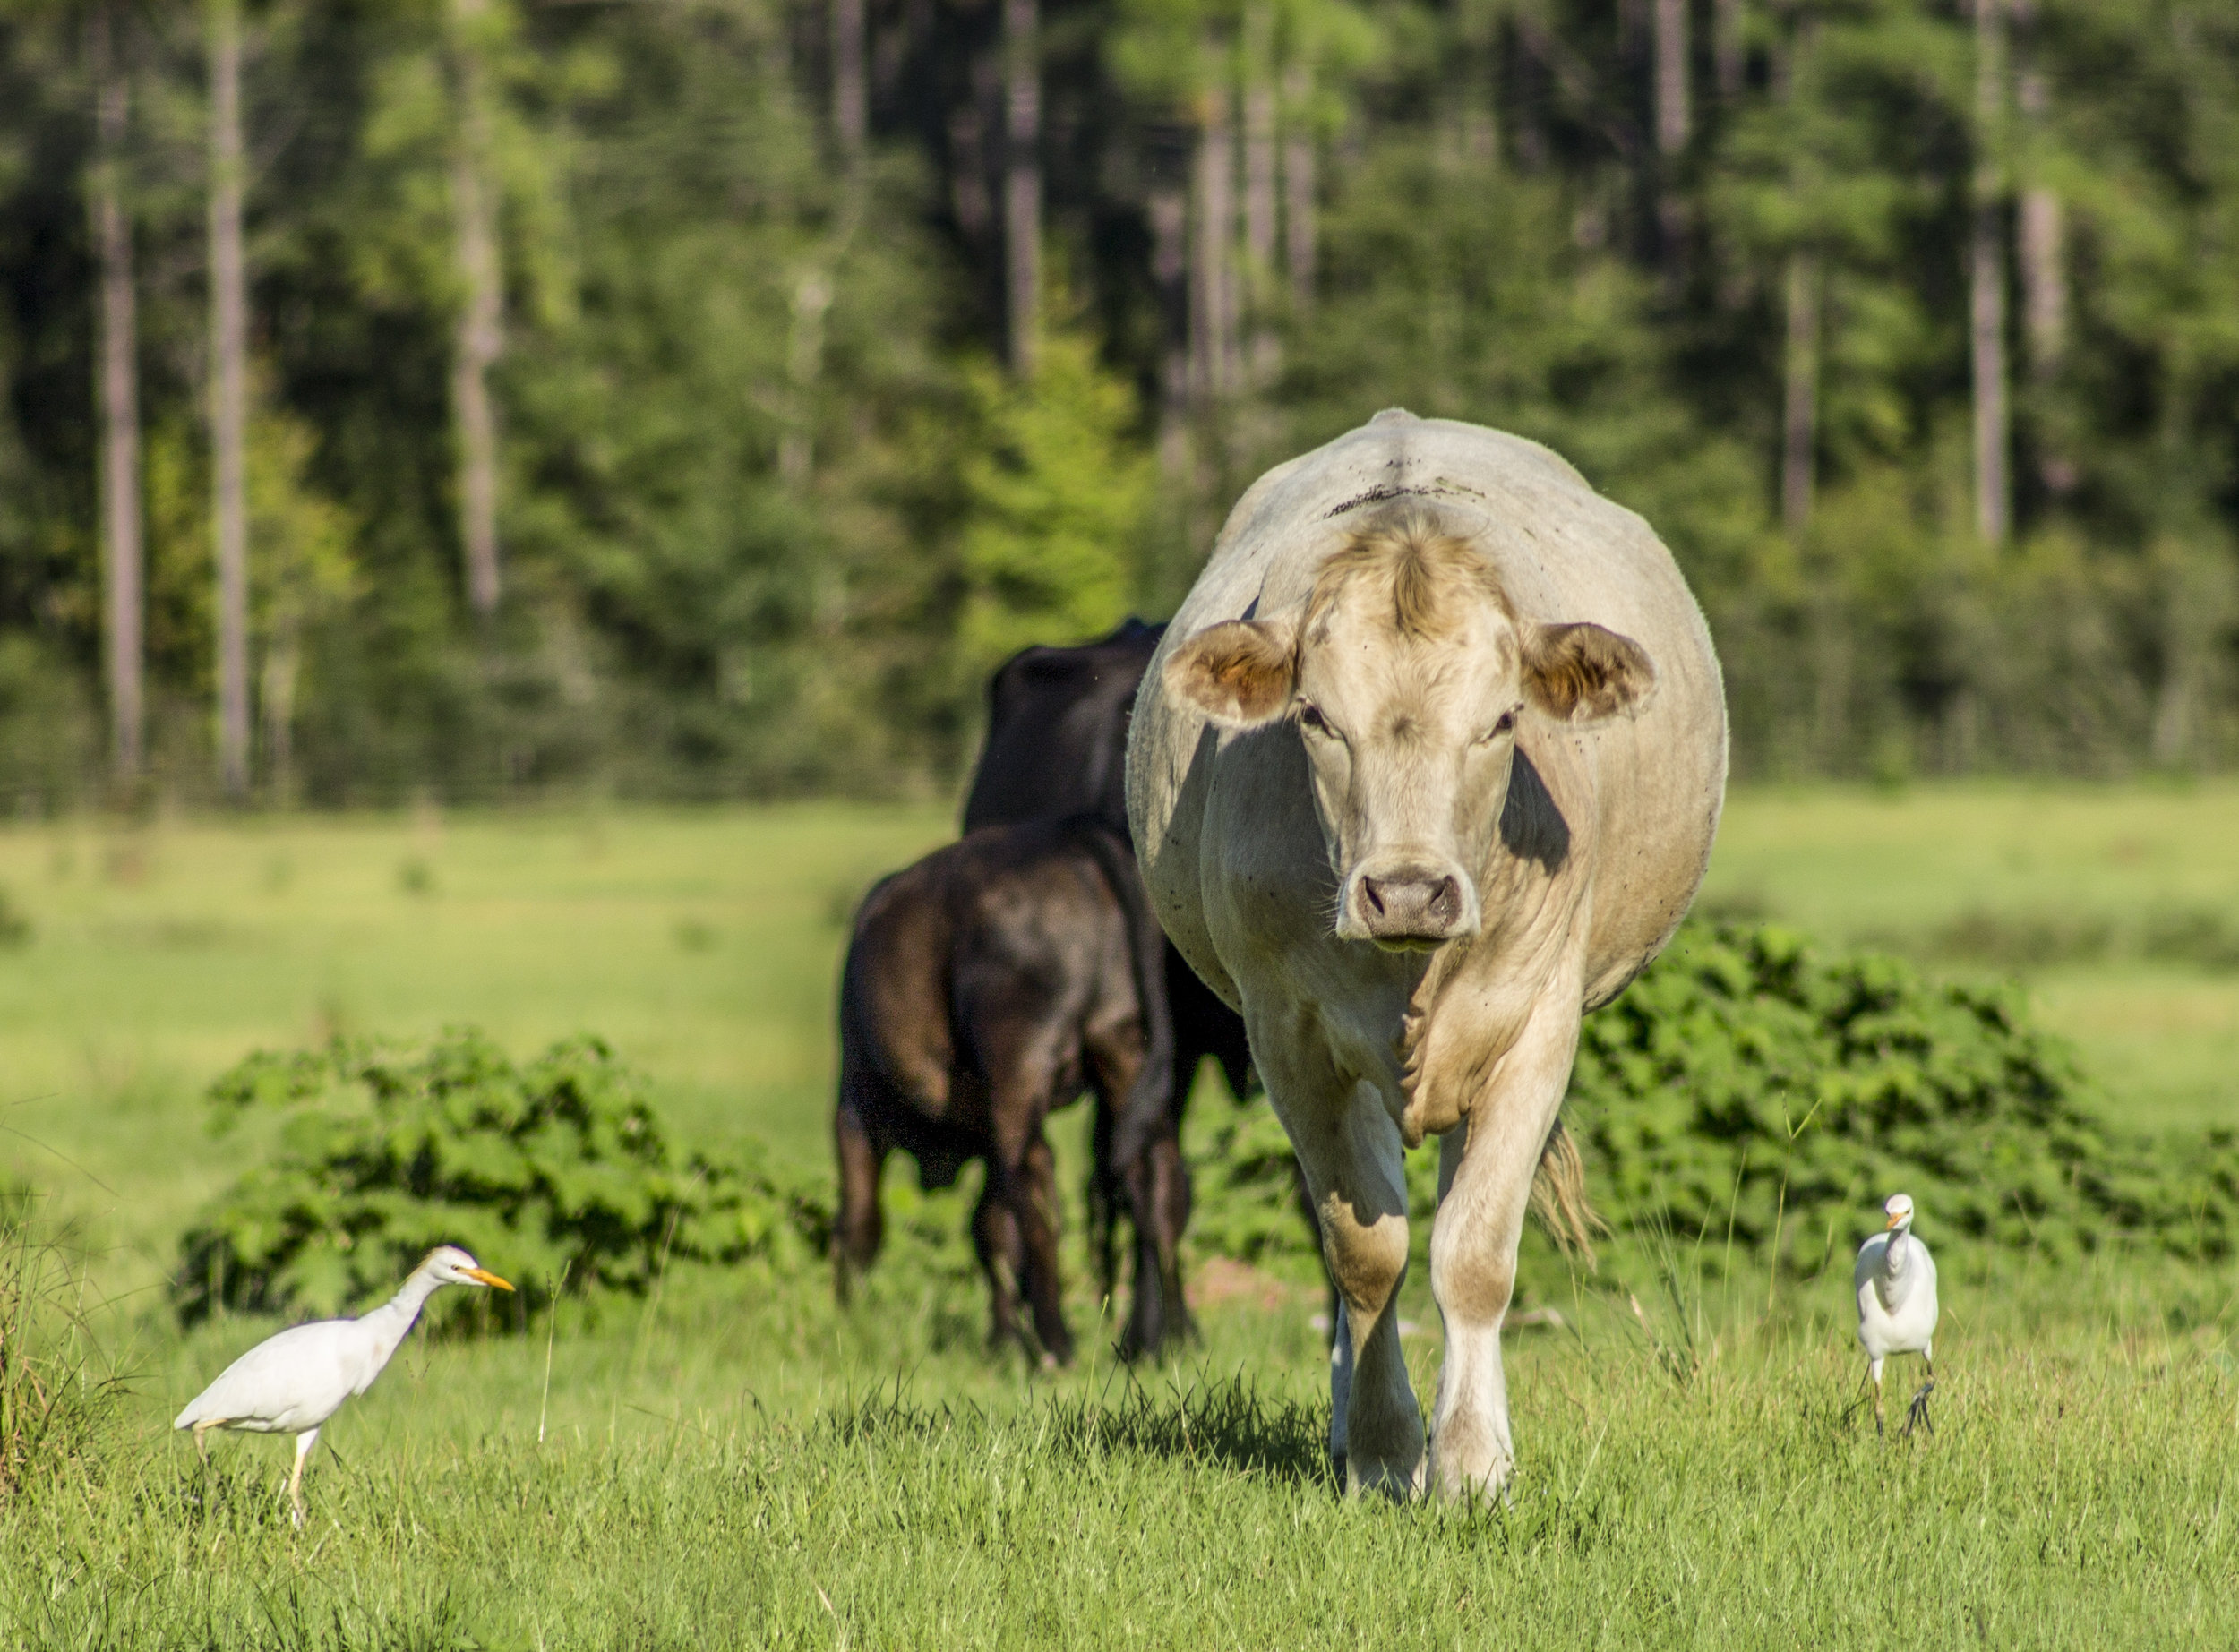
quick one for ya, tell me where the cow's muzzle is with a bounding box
[1343,860,1479,950]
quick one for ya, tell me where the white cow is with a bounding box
[1127,411,1726,1499]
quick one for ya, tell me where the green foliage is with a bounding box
[1188,922,2239,1281]
[174,1031,829,1328]
[957,326,1155,683]
[1569,923,2239,1269]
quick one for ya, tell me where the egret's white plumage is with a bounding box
[176,1245,511,1524]
[1854,1193,1938,1435]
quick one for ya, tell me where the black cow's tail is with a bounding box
[1072,818,1176,1178]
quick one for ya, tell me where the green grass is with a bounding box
[1,787,2236,1645]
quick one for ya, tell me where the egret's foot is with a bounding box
[289,1498,305,1530]
[1901,1377,1936,1439]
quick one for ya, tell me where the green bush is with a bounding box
[1571,923,2239,1268]
[1186,922,2239,1280]
[174,1031,830,1328]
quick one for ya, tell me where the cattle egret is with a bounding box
[175,1245,512,1525]
[1855,1194,1938,1436]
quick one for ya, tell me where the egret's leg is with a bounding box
[1869,1356,1885,1438]
[1903,1355,1936,1438]
[288,1429,318,1528]
[193,1420,223,1464]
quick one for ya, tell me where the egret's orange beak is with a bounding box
[1884,1212,1904,1231]
[463,1267,515,1291]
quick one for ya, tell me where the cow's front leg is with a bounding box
[1261,1025,1420,1499]
[1427,995,1580,1502]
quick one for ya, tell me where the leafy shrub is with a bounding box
[175,1031,830,1327]
[1185,923,2239,1279]
[1571,924,2239,1267]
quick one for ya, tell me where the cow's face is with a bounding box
[1166,510,1655,950]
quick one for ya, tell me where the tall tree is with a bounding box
[209,0,250,800]
[1653,0,1688,274]
[832,0,866,158]
[2013,30,2066,492]
[450,0,504,618]
[1714,0,1744,99]
[1282,59,1315,304]
[89,0,142,787]
[1193,72,1236,403]
[1969,0,2009,545]
[1780,250,1818,538]
[1003,0,1040,376]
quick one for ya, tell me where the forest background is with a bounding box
[1,0,2235,809]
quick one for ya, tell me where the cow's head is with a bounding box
[1165,508,1656,950]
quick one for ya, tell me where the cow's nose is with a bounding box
[1354,867,1468,945]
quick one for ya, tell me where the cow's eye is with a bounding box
[1296,704,1334,738]
[1480,709,1517,743]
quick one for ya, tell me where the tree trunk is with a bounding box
[2015,70,2063,378]
[450,0,503,620]
[1002,0,1039,377]
[90,1,142,788]
[1970,0,2009,546]
[831,0,866,158]
[1243,8,1276,280]
[1190,79,1236,405]
[209,0,250,801]
[1282,61,1315,308]
[1243,10,1276,381]
[1150,182,1188,477]
[1781,251,1819,540]
[261,622,299,808]
[1714,0,1744,99]
[1653,0,1689,278]
[778,270,831,488]
[948,79,991,242]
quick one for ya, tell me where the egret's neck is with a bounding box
[1881,1228,1910,1279]
[359,1263,445,1356]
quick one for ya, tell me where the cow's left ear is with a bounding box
[1164,615,1300,729]
[1521,621,1658,723]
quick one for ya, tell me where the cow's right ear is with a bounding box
[1163,617,1299,728]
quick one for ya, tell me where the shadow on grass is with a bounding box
[820,1368,1338,1492]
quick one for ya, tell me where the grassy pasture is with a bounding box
[1,786,2236,1646]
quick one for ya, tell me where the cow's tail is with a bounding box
[1530,1117,1605,1268]
[1074,820,1176,1178]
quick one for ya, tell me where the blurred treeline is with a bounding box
[1,0,2235,809]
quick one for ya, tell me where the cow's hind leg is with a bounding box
[1427,995,1582,1502]
[1012,1129,1074,1366]
[1092,1031,1194,1360]
[972,1174,1027,1354]
[1257,1016,1420,1499]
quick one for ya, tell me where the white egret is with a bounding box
[175,1245,512,1525]
[1854,1193,1938,1436]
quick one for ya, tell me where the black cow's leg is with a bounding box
[832,1102,887,1304]
[1119,1128,1194,1358]
[1086,1096,1120,1314]
[1004,1130,1073,1366]
[972,1177,1026,1353]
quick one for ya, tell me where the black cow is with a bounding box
[963,620,1257,1355]
[833,817,1175,1365]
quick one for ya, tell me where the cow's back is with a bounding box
[1128,412,1726,1006]
[965,620,1163,837]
